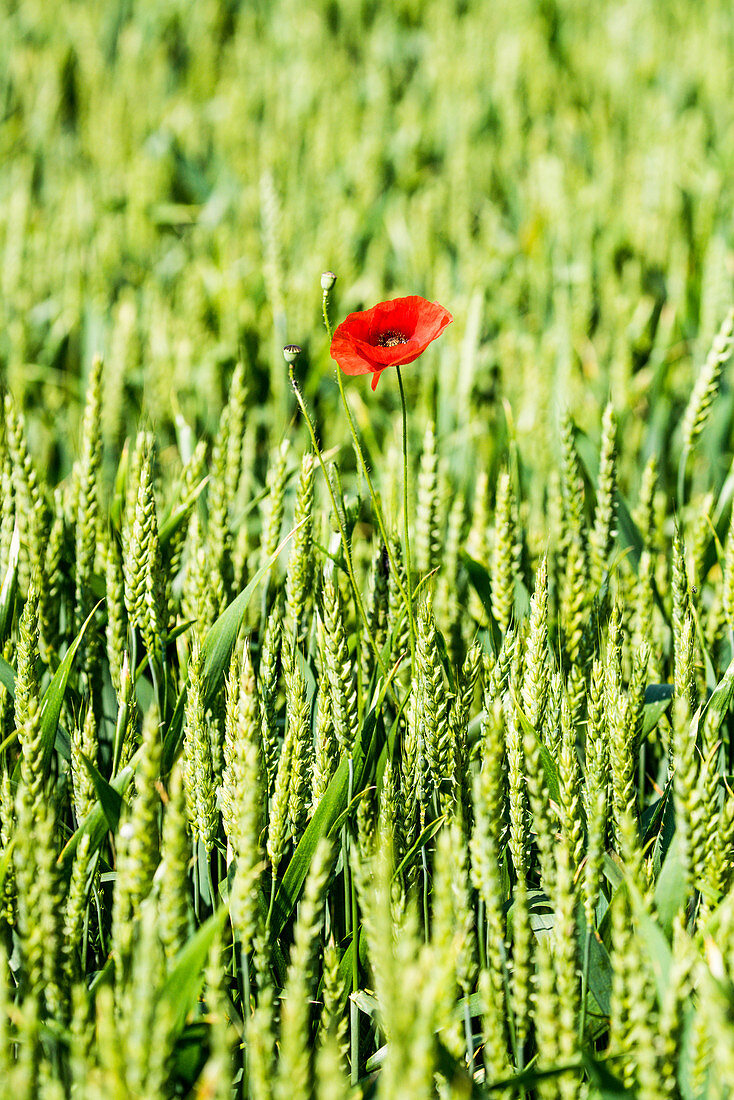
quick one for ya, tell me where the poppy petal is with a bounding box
[330,295,453,387]
[329,331,375,375]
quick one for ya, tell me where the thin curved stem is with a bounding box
[288,367,392,688]
[322,291,334,341]
[334,367,416,668]
[347,755,359,1085]
[396,366,416,657]
[421,844,430,941]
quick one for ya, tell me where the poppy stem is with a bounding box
[287,364,394,691]
[322,290,334,342]
[395,365,417,658]
[334,367,416,670]
[321,280,416,667]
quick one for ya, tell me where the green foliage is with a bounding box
[3,0,734,1096]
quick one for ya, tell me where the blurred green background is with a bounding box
[2,0,734,495]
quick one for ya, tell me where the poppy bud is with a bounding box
[283,344,302,365]
[321,271,337,291]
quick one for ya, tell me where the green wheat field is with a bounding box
[3,0,734,1096]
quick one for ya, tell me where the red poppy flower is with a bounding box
[330,295,453,390]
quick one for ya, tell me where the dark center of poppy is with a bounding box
[376,330,408,347]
